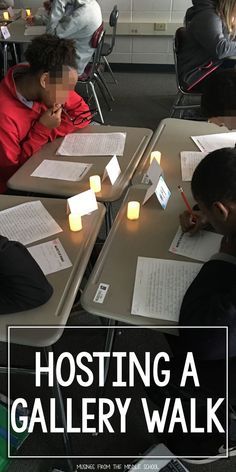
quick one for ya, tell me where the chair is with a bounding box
[77,24,108,123]
[101,5,119,84]
[170,27,201,118]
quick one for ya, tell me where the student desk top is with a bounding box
[81,118,228,326]
[0,194,106,347]
[132,117,229,184]
[7,125,153,202]
[0,18,39,44]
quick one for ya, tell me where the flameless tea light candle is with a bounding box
[89,175,101,193]
[25,9,31,16]
[150,151,161,165]
[127,201,140,220]
[3,11,9,20]
[69,213,82,232]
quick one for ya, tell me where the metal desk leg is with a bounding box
[44,347,74,472]
[3,43,8,76]
[12,43,19,64]
[105,202,113,236]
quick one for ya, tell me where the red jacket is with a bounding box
[0,65,90,193]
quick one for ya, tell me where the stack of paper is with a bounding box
[28,239,72,275]
[31,160,92,181]
[169,227,222,262]
[57,132,126,156]
[0,201,62,245]
[191,132,236,152]
[131,257,201,322]
[180,151,208,181]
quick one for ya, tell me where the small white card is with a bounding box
[67,189,98,217]
[155,175,171,209]
[7,6,14,17]
[141,159,163,185]
[103,155,121,185]
[1,26,10,39]
[143,175,171,209]
[28,239,72,275]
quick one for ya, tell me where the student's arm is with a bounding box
[46,0,68,34]
[0,236,53,314]
[180,258,236,327]
[190,11,236,60]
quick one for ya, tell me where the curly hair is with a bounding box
[25,34,77,75]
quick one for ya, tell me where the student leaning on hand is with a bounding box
[0,34,91,194]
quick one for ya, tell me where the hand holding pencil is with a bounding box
[178,185,207,235]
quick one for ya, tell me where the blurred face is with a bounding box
[40,66,78,107]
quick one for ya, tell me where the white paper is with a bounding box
[169,227,222,262]
[191,132,236,152]
[131,257,201,322]
[31,160,92,181]
[67,189,98,216]
[104,155,121,184]
[180,151,208,181]
[56,132,126,156]
[28,239,72,275]
[0,201,62,245]
[147,158,163,184]
[24,26,46,36]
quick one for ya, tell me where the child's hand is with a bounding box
[39,105,62,129]
[220,236,236,257]
[179,210,207,235]
[26,15,35,25]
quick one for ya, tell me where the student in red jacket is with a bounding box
[0,34,91,193]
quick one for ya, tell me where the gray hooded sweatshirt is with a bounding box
[178,0,236,84]
[35,0,102,75]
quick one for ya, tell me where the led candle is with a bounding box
[127,201,140,220]
[89,175,101,193]
[3,11,9,20]
[150,151,161,165]
[69,213,82,232]
[25,9,31,16]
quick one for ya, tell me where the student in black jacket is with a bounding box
[178,0,236,90]
[0,235,53,314]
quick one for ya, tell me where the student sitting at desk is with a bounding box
[0,34,91,193]
[26,0,102,75]
[0,235,53,314]
[179,0,236,91]
[201,67,236,128]
[177,148,236,458]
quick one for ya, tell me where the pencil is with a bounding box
[178,185,195,216]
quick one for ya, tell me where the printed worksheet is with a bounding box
[24,26,46,36]
[0,201,62,245]
[180,151,208,181]
[131,257,201,321]
[31,160,92,181]
[191,132,236,152]
[56,132,126,156]
[169,227,222,262]
[28,239,72,275]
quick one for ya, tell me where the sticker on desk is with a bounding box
[1,26,10,39]
[93,283,110,304]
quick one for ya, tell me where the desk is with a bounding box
[81,118,228,326]
[0,194,106,347]
[7,125,153,201]
[132,117,229,184]
[0,18,34,75]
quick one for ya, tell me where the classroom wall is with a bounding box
[18,0,192,64]
[98,0,192,64]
